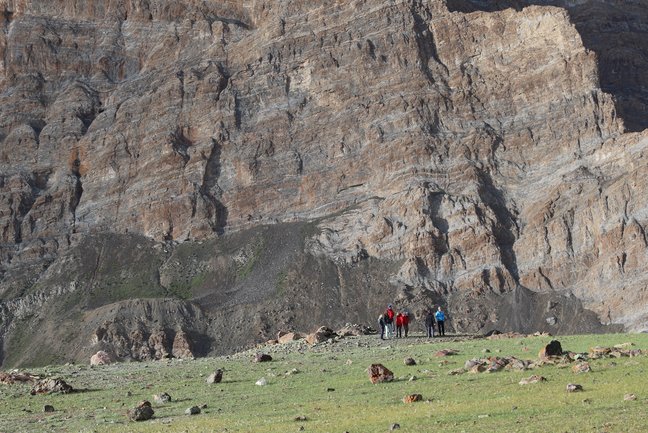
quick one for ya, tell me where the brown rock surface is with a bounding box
[0,0,645,366]
[368,364,394,384]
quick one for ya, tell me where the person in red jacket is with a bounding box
[402,312,410,337]
[395,312,404,338]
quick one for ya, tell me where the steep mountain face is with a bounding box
[0,0,645,366]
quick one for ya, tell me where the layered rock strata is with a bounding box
[0,0,646,365]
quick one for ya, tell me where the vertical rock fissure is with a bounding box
[200,138,227,234]
[476,169,520,283]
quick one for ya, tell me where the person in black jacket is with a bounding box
[425,310,435,338]
[378,314,387,340]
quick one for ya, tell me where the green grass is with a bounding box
[1,334,647,432]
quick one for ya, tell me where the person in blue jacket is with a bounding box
[435,306,446,336]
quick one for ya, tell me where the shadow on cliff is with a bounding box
[447,0,648,132]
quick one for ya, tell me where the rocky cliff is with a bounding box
[0,0,646,366]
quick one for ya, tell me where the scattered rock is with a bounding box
[486,332,526,340]
[572,362,591,374]
[0,372,40,384]
[253,353,272,363]
[43,405,55,413]
[278,332,304,344]
[539,340,563,359]
[470,364,488,374]
[464,359,484,370]
[30,378,73,395]
[368,364,394,384]
[566,383,583,392]
[403,357,416,366]
[546,316,558,326]
[589,346,611,358]
[336,323,373,336]
[403,394,423,403]
[206,369,223,384]
[390,423,401,430]
[448,368,466,375]
[326,387,335,392]
[294,416,308,421]
[285,368,300,376]
[408,376,417,382]
[127,401,154,421]
[624,394,637,401]
[434,349,459,357]
[255,377,267,386]
[482,348,491,353]
[185,406,201,415]
[306,326,337,345]
[519,375,547,385]
[483,330,502,337]
[614,342,634,349]
[90,351,113,366]
[153,392,172,404]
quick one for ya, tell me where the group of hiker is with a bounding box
[378,304,446,339]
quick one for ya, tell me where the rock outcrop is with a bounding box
[0,0,646,366]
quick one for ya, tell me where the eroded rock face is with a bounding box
[0,0,646,366]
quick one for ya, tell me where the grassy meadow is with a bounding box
[1,333,647,432]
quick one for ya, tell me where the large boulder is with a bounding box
[127,401,154,421]
[30,378,74,395]
[368,364,394,384]
[538,340,563,359]
[90,350,113,366]
[206,369,223,384]
[336,323,374,337]
[253,353,272,363]
[306,326,337,345]
[278,332,304,344]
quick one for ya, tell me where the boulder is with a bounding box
[402,394,423,403]
[30,378,73,395]
[434,349,459,357]
[572,362,591,373]
[464,359,484,370]
[43,405,55,412]
[253,353,272,363]
[306,327,337,345]
[518,375,547,385]
[624,393,637,401]
[206,369,223,384]
[185,406,201,415]
[153,392,172,404]
[403,357,416,366]
[469,364,488,374]
[566,383,583,392]
[588,346,611,358]
[127,401,154,421]
[90,351,113,366]
[278,332,304,344]
[0,372,40,384]
[336,323,374,336]
[368,364,394,384]
[538,340,563,359]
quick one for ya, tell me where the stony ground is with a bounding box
[2,332,648,432]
